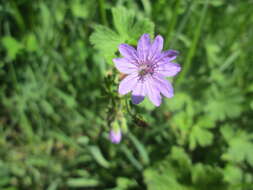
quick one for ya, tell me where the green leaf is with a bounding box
[67,178,99,187]
[2,36,23,61]
[77,136,89,145]
[112,7,135,38]
[141,0,152,16]
[53,89,77,108]
[197,116,215,129]
[116,177,137,189]
[250,101,253,110]
[220,125,234,142]
[191,164,225,189]
[223,165,243,184]
[120,116,128,133]
[168,93,192,112]
[121,145,143,171]
[205,82,244,121]
[205,39,221,67]
[0,177,11,186]
[189,125,213,150]
[142,97,156,111]
[144,165,193,190]
[90,6,154,64]
[70,0,88,19]
[90,25,123,64]
[24,33,38,52]
[128,16,154,44]
[112,6,154,43]
[40,100,54,115]
[222,130,253,166]
[89,146,110,168]
[128,133,150,165]
[170,146,191,169]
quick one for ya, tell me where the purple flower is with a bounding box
[113,34,181,106]
[109,129,122,144]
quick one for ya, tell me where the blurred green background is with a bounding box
[0,0,253,189]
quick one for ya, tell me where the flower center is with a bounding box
[138,64,154,77]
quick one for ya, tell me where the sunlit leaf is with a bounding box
[2,36,23,61]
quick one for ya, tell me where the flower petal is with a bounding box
[153,74,174,98]
[146,77,161,106]
[137,34,151,61]
[109,129,122,144]
[118,44,138,61]
[154,50,179,63]
[132,81,146,104]
[156,62,181,77]
[163,50,179,60]
[148,35,164,60]
[118,73,138,95]
[113,58,138,74]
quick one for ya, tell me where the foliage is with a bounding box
[0,0,253,190]
[90,6,154,64]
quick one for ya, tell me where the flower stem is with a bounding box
[166,0,181,47]
[176,0,209,86]
[170,2,197,48]
[98,0,108,26]
[9,61,19,90]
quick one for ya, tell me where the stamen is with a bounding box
[137,62,155,83]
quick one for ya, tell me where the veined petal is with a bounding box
[118,73,138,95]
[153,74,174,98]
[148,35,164,61]
[163,50,179,60]
[146,78,161,107]
[113,58,138,74]
[132,81,146,104]
[137,34,151,61]
[156,62,181,77]
[118,44,138,61]
[154,50,179,63]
